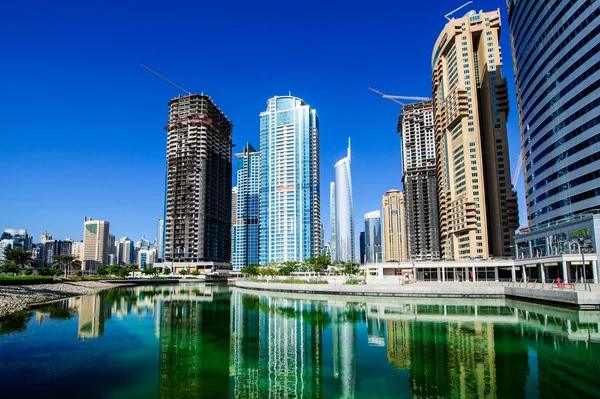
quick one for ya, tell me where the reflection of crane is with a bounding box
[140,64,191,96]
[368,87,432,108]
[512,148,525,188]
[445,1,474,21]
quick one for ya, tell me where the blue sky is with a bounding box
[0,0,526,245]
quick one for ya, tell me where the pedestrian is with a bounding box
[556,276,562,288]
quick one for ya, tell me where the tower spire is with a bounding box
[348,137,351,164]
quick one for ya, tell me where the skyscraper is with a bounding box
[507,1,600,228]
[399,101,441,261]
[364,211,383,263]
[117,237,134,265]
[432,9,519,260]
[231,186,238,261]
[330,182,337,261]
[359,232,366,265]
[164,94,233,269]
[382,190,407,262]
[232,143,260,270]
[333,139,355,262]
[259,95,321,263]
[156,218,164,262]
[82,218,109,272]
[43,239,73,267]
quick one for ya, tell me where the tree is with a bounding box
[0,263,19,275]
[75,271,83,277]
[163,267,171,275]
[125,263,140,276]
[178,269,188,276]
[279,261,297,276]
[97,267,108,276]
[2,247,35,275]
[50,267,63,277]
[190,270,201,276]
[343,262,360,276]
[53,254,78,277]
[107,264,127,278]
[241,264,259,276]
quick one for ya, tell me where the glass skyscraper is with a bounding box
[259,95,321,263]
[508,0,600,228]
[333,139,355,262]
[364,211,382,263]
[233,143,260,270]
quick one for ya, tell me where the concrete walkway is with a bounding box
[235,280,600,309]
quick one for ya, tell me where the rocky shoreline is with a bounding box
[0,281,132,318]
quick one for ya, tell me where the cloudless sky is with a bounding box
[0,0,526,247]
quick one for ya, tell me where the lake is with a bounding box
[0,283,599,398]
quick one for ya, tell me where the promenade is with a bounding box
[235,280,600,309]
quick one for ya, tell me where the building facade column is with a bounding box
[592,259,598,284]
[539,262,545,283]
[472,265,476,282]
[511,264,516,281]
[562,260,569,284]
[441,266,446,282]
[522,265,527,281]
[494,267,499,282]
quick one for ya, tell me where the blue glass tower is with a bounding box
[233,143,260,270]
[508,0,600,228]
[259,95,321,264]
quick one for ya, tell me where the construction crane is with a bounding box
[140,64,191,96]
[368,87,432,107]
[512,148,525,188]
[445,1,474,21]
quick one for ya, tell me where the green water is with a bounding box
[1,284,599,398]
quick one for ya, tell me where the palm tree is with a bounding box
[53,254,78,277]
[2,247,35,275]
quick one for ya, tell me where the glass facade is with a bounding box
[364,211,382,263]
[508,0,600,229]
[259,96,321,263]
[233,143,260,270]
[333,140,355,262]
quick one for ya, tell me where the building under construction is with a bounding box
[398,101,441,261]
[164,94,233,269]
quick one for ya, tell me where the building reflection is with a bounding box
[230,291,327,398]
[157,284,231,399]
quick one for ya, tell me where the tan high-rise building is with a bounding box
[382,190,408,262]
[431,9,519,260]
[82,217,109,272]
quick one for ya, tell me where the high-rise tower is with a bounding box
[507,0,600,228]
[399,101,441,261]
[382,190,407,262]
[232,143,260,270]
[164,94,233,268]
[333,139,355,262]
[364,211,383,263]
[330,182,337,261]
[432,9,519,260]
[259,95,321,263]
[82,218,109,272]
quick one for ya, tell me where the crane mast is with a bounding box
[140,64,191,96]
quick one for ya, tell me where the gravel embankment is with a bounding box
[0,281,131,318]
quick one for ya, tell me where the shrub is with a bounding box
[344,279,362,285]
[75,271,83,277]
[23,268,33,276]
[190,270,201,276]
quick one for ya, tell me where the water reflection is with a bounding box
[1,285,600,398]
